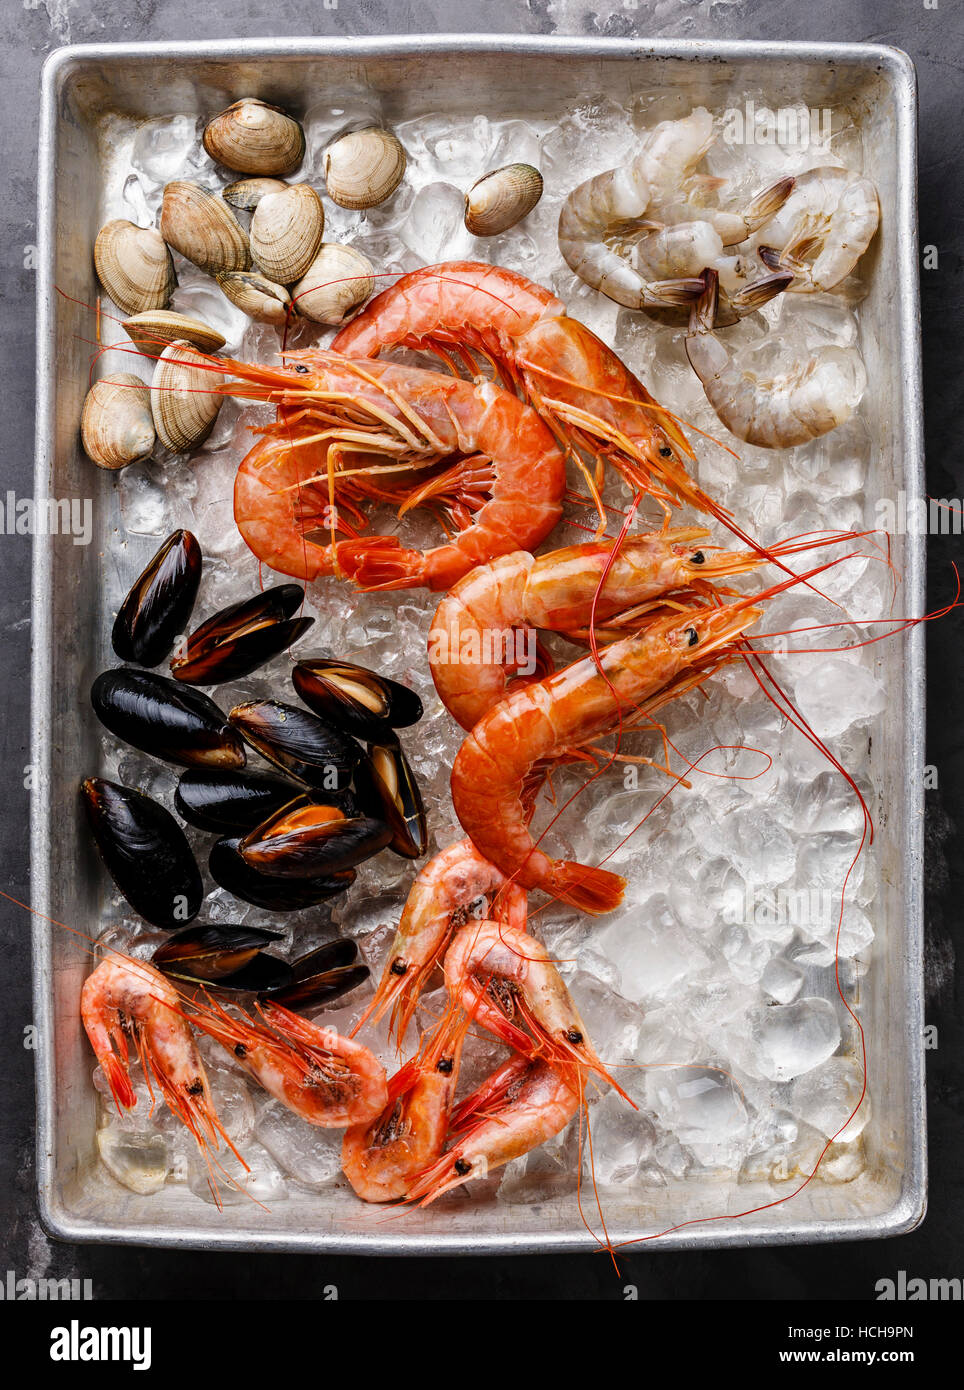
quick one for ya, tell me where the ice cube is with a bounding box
[187,1140,288,1207]
[97,1125,171,1195]
[594,891,710,1003]
[761,955,805,1003]
[749,997,841,1081]
[794,656,886,739]
[585,1093,656,1186]
[790,1056,869,1141]
[255,1100,343,1189]
[131,115,203,185]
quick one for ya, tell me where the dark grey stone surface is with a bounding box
[1,0,961,1300]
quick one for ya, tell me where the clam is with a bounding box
[90,668,246,770]
[209,835,355,911]
[250,183,324,286]
[81,777,202,930]
[93,220,176,316]
[292,658,422,739]
[264,940,369,1010]
[160,181,250,275]
[324,128,406,209]
[112,529,203,667]
[216,270,291,326]
[151,339,225,453]
[121,310,226,357]
[174,768,306,835]
[153,923,291,992]
[80,373,155,470]
[240,799,392,879]
[464,163,543,237]
[292,244,375,326]
[223,177,288,211]
[171,583,314,685]
[229,699,362,792]
[355,740,427,859]
[203,99,305,177]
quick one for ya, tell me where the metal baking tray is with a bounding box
[33,36,925,1253]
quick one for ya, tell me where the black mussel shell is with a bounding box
[228,699,361,791]
[112,530,202,668]
[292,659,423,739]
[82,776,203,929]
[153,923,292,992]
[171,584,314,685]
[209,835,356,911]
[263,940,369,1010]
[239,799,392,879]
[355,740,427,859]
[91,668,246,769]
[174,768,304,834]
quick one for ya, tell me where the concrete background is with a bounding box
[1,0,961,1299]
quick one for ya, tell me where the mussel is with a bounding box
[209,835,355,911]
[112,530,202,668]
[263,939,369,1010]
[229,699,361,791]
[91,668,246,769]
[240,799,391,878]
[170,584,313,685]
[355,740,427,859]
[153,923,292,992]
[82,776,202,929]
[292,659,422,739]
[174,767,303,834]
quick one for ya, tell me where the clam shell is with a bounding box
[151,339,225,453]
[216,270,291,325]
[464,163,543,236]
[250,183,324,286]
[223,177,288,211]
[122,310,226,357]
[80,373,155,470]
[203,99,305,177]
[93,220,176,316]
[293,244,375,325]
[160,181,250,275]
[324,128,406,209]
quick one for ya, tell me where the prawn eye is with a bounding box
[454,1158,472,1176]
[187,1078,204,1095]
[658,445,673,458]
[436,1056,453,1074]
[565,1028,583,1046]
[234,1044,247,1059]
[690,551,705,565]
[686,627,699,647]
[293,363,309,374]
[390,958,408,976]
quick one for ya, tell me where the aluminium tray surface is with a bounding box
[33,35,925,1253]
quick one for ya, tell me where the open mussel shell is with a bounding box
[160,181,251,275]
[93,220,176,317]
[80,374,155,471]
[122,310,226,357]
[153,923,292,992]
[250,183,324,286]
[174,767,303,834]
[151,340,226,454]
[170,583,313,685]
[262,940,368,1010]
[91,668,245,770]
[229,699,361,791]
[82,776,202,929]
[112,529,202,667]
[203,99,305,177]
[292,659,422,739]
[209,835,355,911]
[240,799,392,879]
[355,740,427,859]
[216,270,291,325]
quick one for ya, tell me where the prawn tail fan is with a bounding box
[336,536,426,591]
[548,862,626,914]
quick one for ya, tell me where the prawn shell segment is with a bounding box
[81,776,203,929]
[170,583,313,685]
[111,529,202,668]
[90,667,246,770]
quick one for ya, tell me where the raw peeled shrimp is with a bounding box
[341,1003,470,1202]
[353,835,528,1045]
[450,591,768,913]
[685,268,867,447]
[558,107,793,310]
[221,348,567,590]
[407,1053,580,1204]
[755,165,881,293]
[81,955,222,1151]
[185,993,387,1127]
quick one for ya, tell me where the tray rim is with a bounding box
[32,34,926,1255]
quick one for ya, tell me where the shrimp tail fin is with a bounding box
[729,269,794,315]
[336,536,427,591]
[549,862,626,914]
[645,276,706,308]
[101,1052,137,1112]
[741,174,795,235]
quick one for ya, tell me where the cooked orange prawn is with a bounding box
[451,594,769,913]
[342,1003,470,1202]
[443,919,625,1099]
[185,994,387,1127]
[222,348,567,590]
[408,1053,580,1204]
[353,836,528,1045]
[81,955,223,1150]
